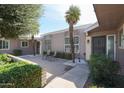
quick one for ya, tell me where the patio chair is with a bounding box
[45,51,57,62]
[46,50,51,60]
[48,51,56,61]
[42,51,47,60]
[50,51,57,61]
[53,51,57,58]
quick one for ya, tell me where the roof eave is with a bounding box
[84,22,99,33]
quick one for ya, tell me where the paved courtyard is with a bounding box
[20,55,67,83]
[45,64,89,88]
[20,55,90,88]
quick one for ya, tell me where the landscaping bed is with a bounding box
[84,54,124,88]
[43,51,72,60]
[84,74,124,88]
[0,54,43,88]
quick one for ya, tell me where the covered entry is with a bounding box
[92,35,116,60]
[92,36,106,55]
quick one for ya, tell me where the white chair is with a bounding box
[49,51,56,62]
[51,51,57,61]
[46,50,51,60]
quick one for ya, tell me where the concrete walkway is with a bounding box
[20,55,68,84]
[20,55,90,88]
[45,64,89,88]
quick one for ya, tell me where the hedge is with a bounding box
[42,51,72,60]
[55,52,72,60]
[89,54,120,87]
[0,54,13,65]
[42,51,47,56]
[0,62,42,88]
[13,49,22,56]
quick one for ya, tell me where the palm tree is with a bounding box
[65,5,80,63]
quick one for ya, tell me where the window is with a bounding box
[74,45,79,53]
[64,36,79,53]
[0,40,9,50]
[119,29,124,48]
[21,41,29,48]
[65,36,79,44]
[65,45,79,53]
[65,45,70,52]
[65,38,70,44]
[74,37,79,44]
[44,40,51,50]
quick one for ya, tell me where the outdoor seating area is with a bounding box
[42,51,57,61]
[42,50,83,63]
[41,50,87,73]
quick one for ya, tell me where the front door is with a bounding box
[107,35,116,60]
[92,36,106,55]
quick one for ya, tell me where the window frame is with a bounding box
[118,28,124,49]
[44,39,51,51]
[21,40,29,48]
[0,39,10,50]
[64,35,80,53]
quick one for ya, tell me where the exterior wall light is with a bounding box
[87,39,90,43]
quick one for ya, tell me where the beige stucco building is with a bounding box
[85,4,124,74]
[40,24,92,59]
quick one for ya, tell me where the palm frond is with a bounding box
[65,5,81,25]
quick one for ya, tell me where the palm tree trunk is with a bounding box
[69,24,75,63]
[32,35,36,56]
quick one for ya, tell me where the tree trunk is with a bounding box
[69,24,75,63]
[32,35,36,56]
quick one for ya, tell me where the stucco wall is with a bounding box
[87,28,118,59]
[44,29,86,59]
[78,30,86,59]
[0,39,33,55]
[85,36,91,60]
[0,39,18,54]
[51,32,65,52]
[116,26,124,74]
[17,40,34,55]
[87,26,124,74]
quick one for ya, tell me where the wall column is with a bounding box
[86,36,92,60]
[39,41,42,55]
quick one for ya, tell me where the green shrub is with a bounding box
[58,52,64,59]
[89,54,120,87]
[0,54,12,64]
[0,62,42,88]
[13,49,22,56]
[43,51,47,56]
[55,52,61,58]
[64,53,72,60]
[49,51,54,56]
[114,75,124,88]
[55,52,72,60]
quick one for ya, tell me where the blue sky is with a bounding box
[39,4,97,35]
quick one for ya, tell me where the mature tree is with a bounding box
[0,4,43,38]
[0,4,44,55]
[65,5,80,63]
